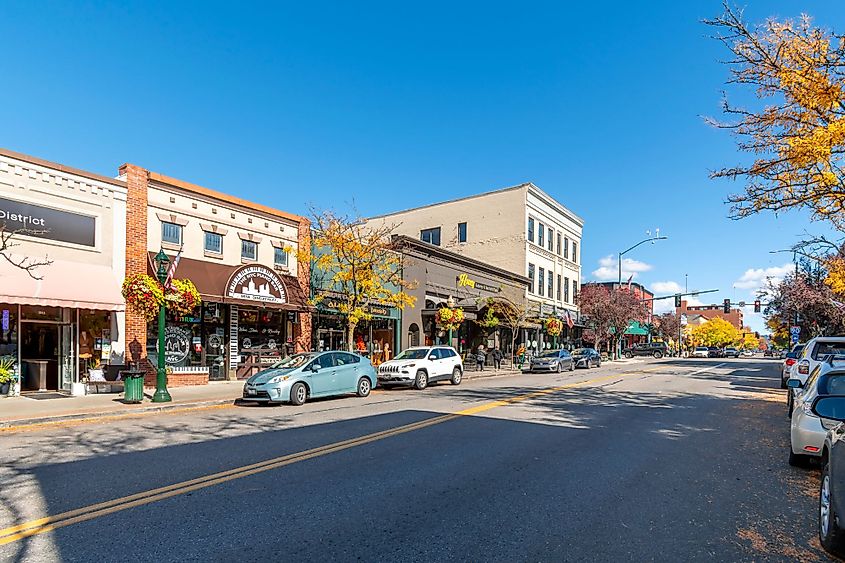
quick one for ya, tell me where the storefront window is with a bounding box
[20,305,62,322]
[79,310,112,371]
[0,304,18,359]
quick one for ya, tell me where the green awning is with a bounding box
[624,321,649,336]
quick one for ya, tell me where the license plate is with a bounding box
[247,389,256,395]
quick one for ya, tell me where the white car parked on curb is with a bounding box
[692,347,709,358]
[377,346,463,389]
[787,361,845,466]
[787,337,845,416]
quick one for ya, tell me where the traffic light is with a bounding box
[753,300,761,313]
[755,332,760,339]
[723,299,731,314]
[674,294,681,307]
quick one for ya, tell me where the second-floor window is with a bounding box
[547,228,554,252]
[274,247,288,267]
[564,236,569,259]
[548,271,553,297]
[458,222,467,243]
[421,227,441,246]
[528,263,535,293]
[557,274,562,301]
[204,232,222,254]
[538,267,545,297]
[573,279,578,302]
[564,277,570,302]
[241,240,257,260]
[527,218,534,242]
[161,222,182,245]
[572,241,578,263]
[538,224,545,248]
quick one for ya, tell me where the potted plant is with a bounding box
[88,357,105,382]
[0,356,15,396]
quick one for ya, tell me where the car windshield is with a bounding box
[540,350,562,358]
[271,354,314,369]
[572,349,591,355]
[394,349,430,360]
[696,347,708,351]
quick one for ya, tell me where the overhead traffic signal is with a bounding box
[753,300,761,313]
[723,299,731,314]
[674,294,681,307]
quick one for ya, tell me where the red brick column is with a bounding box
[119,163,150,365]
[295,220,312,352]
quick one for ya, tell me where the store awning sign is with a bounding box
[226,265,287,304]
[0,196,96,247]
[456,273,501,293]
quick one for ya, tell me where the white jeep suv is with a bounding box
[377,346,463,390]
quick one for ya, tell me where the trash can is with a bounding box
[122,370,145,404]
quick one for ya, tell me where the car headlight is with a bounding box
[401,363,416,369]
[268,375,291,384]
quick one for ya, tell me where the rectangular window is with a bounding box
[548,272,553,297]
[274,246,288,267]
[204,231,222,254]
[573,279,578,302]
[527,218,534,242]
[458,222,467,243]
[241,239,257,260]
[557,232,562,255]
[547,228,554,252]
[564,236,569,259]
[564,277,570,302]
[528,263,535,293]
[557,274,562,301]
[538,224,544,248]
[421,227,441,246]
[161,222,182,245]
[538,267,545,297]
[572,241,578,263]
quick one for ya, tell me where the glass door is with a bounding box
[59,323,75,391]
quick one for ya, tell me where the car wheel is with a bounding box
[654,352,663,359]
[356,377,371,397]
[624,352,633,359]
[586,359,592,369]
[450,367,462,385]
[290,382,307,406]
[820,462,845,554]
[556,362,562,374]
[596,359,602,368]
[414,370,428,390]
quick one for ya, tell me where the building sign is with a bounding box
[226,265,287,304]
[0,197,96,247]
[156,325,191,365]
[456,273,501,293]
[314,290,395,318]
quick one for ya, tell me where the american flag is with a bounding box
[565,309,574,329]
[164,246,183,289]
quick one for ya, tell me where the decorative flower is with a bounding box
[435,306,465,331]
[166,279,202,316]
[122,274,202,320]
[544,317,563,337]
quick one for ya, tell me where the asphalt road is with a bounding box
[0,358,833,562]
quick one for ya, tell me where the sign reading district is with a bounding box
[0,197,96,247]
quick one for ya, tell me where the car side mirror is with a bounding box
[311,363,321,372]
[786,378,803,389]
[812,396,845,421]
[429,354,437,360]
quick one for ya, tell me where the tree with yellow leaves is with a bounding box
[690,317,741,348]
[706,4,845,229]
[305,211,416,352]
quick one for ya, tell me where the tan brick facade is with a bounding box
[120,163,150,365]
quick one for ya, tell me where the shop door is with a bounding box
[59,323,75,391]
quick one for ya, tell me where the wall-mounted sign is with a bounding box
[156,325,191,365]
[0,197,96,247]
[226,265,287,304]
[1,309,8,332]
[315,290,395,318]
[456,273,501,293]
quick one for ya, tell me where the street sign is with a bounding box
[738,301,746,308]
[680,314,688,326]
[790,325,801,343]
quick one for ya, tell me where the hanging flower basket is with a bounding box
[544,317,563,337]
[166,279,202,316]
[435,306,465,332]
[122,274,165,321]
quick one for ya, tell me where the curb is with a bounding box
[0,397,241,431]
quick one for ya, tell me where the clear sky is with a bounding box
[2,1,843,332]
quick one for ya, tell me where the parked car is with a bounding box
[692,346,710,358]
[724,347,740,358]
[764,348,775,357]
[805,393,845,555]
[781,348,803,389]
[571,348,601,369]
[707,347,724,358]
[788,339,845,416]
[622,342,667,359]
[787,361,845,466]
[742,350,755,357]
[377,346,463,389]
[529,349,575,373]
[242,351,376,406]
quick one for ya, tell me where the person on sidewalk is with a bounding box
[492,347,503,370]
[476,345,486,371]
[517,344,526,370]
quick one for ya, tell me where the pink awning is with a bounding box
[0,257,125,311]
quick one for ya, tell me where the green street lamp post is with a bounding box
[153,249,172,403]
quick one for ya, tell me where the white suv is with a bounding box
[377,346,463,390]
[788,336,845,416]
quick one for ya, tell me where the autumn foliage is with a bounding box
[578,284,648,358]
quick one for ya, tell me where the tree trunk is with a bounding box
[346,320,358,353]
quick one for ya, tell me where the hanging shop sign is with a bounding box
[0,197,96,247]
[456,273,500,293]
[226,265,287,304]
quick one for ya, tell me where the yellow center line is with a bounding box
[0,366,667,546]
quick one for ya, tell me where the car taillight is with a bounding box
[798,360,810,375]
[786,358,796,366]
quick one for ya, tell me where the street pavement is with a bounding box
[0,358,833,562]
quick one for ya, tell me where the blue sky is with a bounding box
[2,1,843,332]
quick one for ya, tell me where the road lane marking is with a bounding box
[0,366,670,545]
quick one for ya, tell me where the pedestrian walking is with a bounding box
[517,344,526,370]
[492,346,503,370]
[476,344,486,371]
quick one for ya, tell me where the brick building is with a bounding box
[676,300,744,330]
[120,164,312,386]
